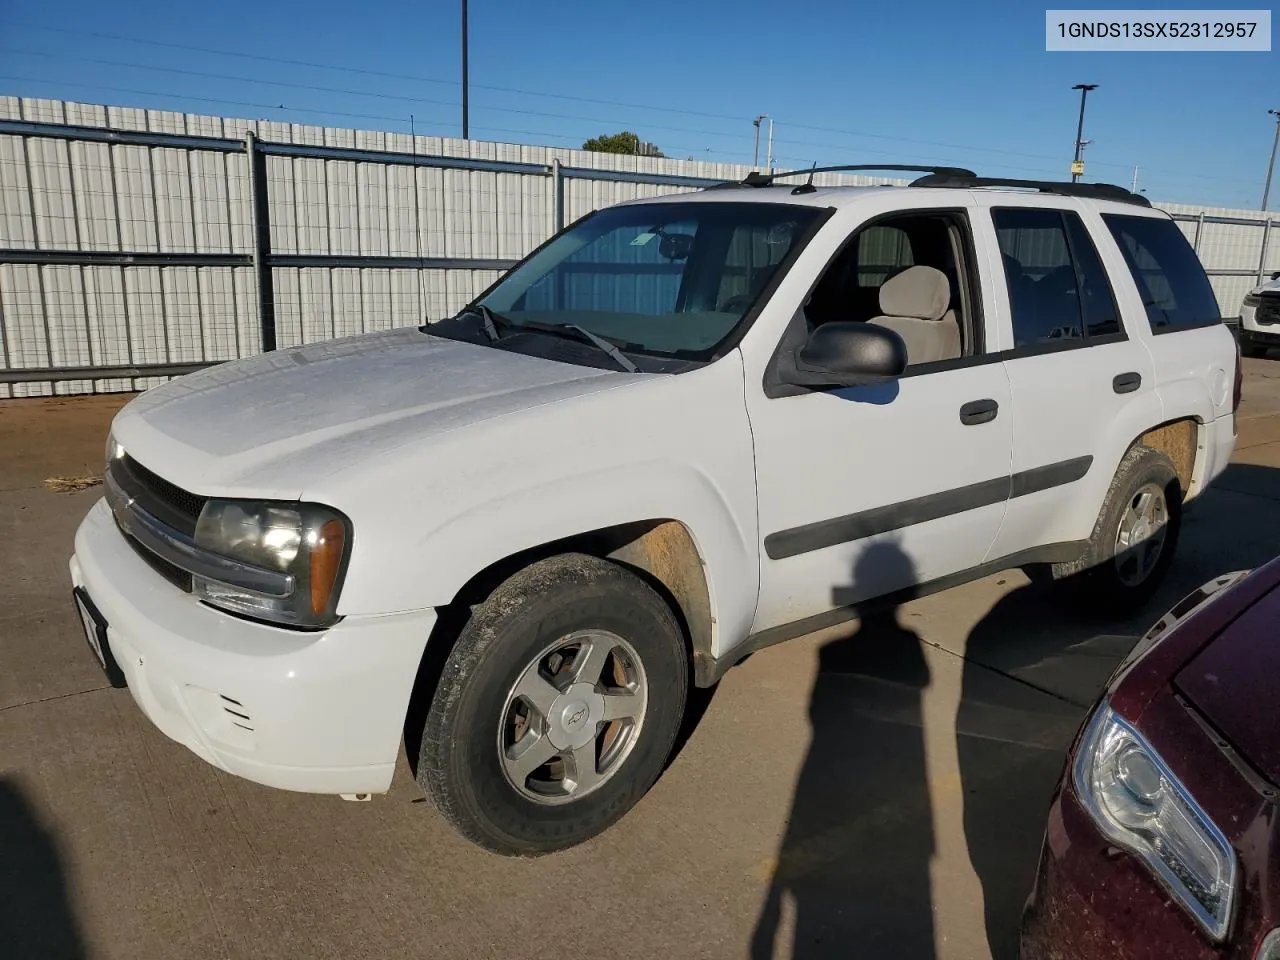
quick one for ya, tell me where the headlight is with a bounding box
[1243,293,1261,309]
[105,431,124,468]
[192,500,351,628]
[1074,706,1236,940]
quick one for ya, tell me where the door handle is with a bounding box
[959,398,999,425]
[1113,372,1142,394]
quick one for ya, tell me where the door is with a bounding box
[747,206,1014,633]
[978,201,1158,558]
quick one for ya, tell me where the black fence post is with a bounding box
[245,132,276,353]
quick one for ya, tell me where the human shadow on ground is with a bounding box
[752,463,1280,960]
[0,777,87,960]
[751,540,936,960]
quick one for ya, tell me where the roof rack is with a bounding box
[909,173,1151,207]
[705,164,977,193]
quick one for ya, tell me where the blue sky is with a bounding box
[1,0,1276,208]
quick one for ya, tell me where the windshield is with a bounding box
[475,201,823,359]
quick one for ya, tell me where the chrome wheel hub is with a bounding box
[1114,483,1169,587]
[498,629,648,805]
[546,683,605,751]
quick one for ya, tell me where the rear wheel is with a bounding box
[1055,445,1182,613]
[418,553,688,856]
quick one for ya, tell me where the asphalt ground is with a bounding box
[3,358,1279,960]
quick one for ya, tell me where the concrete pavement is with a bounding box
[3,360,1280,960]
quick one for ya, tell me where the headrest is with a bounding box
[878,265,950,321]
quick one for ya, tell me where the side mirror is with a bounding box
[783,322,907,388]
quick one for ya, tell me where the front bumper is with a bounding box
[1240,327,1280,348]
[70,498,435,794]
[1240,304,1280,347]
[1021,787,1222,960]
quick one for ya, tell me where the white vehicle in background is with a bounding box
[1239,271,1280,357]
[70,165,1240,856]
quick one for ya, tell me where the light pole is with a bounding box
[461,0,470,139]
[752,114,774,169]
[1262,109,1280,211]
[1071,83,1097,182]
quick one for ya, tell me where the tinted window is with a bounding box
[995,209,1083,346]
[1103,215,1221,332]
[1063,214,1120,338]
[993,209,1121,347]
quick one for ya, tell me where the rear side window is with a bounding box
[992,208,1120,348]
[1102,215,1221,333]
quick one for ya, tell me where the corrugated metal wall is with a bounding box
[1,96,1276,398]
[1163,201,1280,317]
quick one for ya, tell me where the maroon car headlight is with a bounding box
[1073,706,1237,941]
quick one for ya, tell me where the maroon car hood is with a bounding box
[1176,590,1280,784]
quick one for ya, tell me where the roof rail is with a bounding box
[705,164,977,192]
[909,173,1152,207]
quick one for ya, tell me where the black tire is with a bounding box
[1053,444,1182,614]
[418,553,688,856]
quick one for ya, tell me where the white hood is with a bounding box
[111,329,630,499]
[1250,276,1280,296]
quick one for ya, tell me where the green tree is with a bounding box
[581,131,665,157]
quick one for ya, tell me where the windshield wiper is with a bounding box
[455,303,512,342]
[518,321,639,373]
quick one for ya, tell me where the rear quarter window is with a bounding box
[1102,215,1222,334]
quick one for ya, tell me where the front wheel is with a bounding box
[1056,444,1182,613]
[418,553,688,856]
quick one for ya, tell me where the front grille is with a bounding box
[119,521,193,592]
[108,454,208,536]
[107,454,205,592]
[1256,294,1280,326]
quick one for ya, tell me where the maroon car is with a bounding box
[1022,555,1280,959]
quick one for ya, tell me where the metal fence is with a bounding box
[1,96,1277,397]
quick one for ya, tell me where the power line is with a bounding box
[3,48,759,145]
[5,22,752,124]
[1,73,1259,204]
[3,21,1199,177]
[0,74,753,164]
[0,21,1171,173]
[8,27,1084,169]
[0,33,1256,194]
[3,23,1252,191]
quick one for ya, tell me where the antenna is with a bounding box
[790,162,821,195]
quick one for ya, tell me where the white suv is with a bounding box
[1240,271,1280,357]
[70,166,1241,855]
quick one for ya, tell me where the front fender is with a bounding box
[322,354,762,659]
[340,462,759,660]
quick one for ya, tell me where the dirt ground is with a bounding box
[2,359,1279,960]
